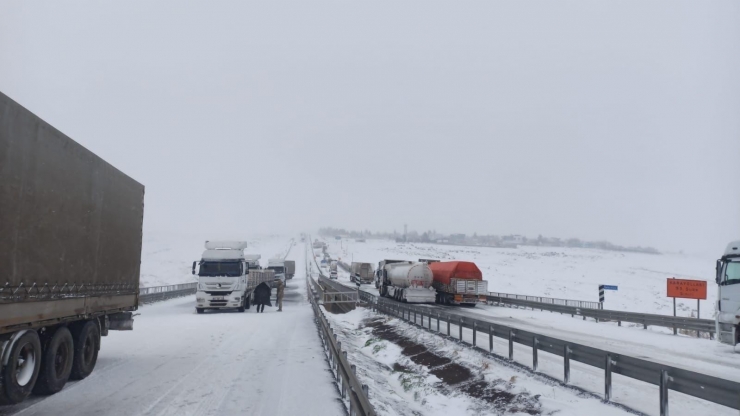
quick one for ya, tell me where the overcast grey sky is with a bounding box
[1,1,738,254]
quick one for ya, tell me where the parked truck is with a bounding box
[716,240,740,348]
[284,260,296,280]
[0,91,143,404]
[244,254,262,270]
[192,241,274,313]
[350,262,375,284]
[425,260,488,305]
[375,260,436,303]
[266,258,287,282]
[329,261,338,279]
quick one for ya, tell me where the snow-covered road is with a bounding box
[0,241,343,416]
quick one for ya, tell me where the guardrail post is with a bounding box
[532,337,538,371]
[473,322,477,347]
[437,313,440,332]
[564,346,571,384]
[447,315,451,336]
[489,325,493,353]
[362,384,369,399]
[509,330,515,360]
[459,317,463,340]
[659,370,669,416]
[604,354,612,402]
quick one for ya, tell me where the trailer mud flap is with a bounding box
[108,312,134,331]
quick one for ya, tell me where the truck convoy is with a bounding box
[0,91,143,404]
[193,241,274,313]
[716,240,740,348]
[375,260,436,303]
[427,260,488,305]
[350,262,375,284]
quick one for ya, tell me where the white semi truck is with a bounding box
[716,240,740,348]
[375,260,436,303]
[192,241,273,313]
[267,258,287,282]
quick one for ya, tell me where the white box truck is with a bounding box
[716,240,740,347]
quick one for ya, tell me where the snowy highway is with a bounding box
[0,245,343,416]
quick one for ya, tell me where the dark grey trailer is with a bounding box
[0,91,144,404]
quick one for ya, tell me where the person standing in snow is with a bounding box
[276,279,285,312]
[253,282,272,313]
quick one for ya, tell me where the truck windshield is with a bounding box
[722,260,740,285]
[199,261,242,277]
[268,266,285,274]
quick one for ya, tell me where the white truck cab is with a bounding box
[193,241,252,313]
[266,258,286,282]
[716,240,740,347]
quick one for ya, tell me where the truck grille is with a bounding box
[209,300,229,306]
[205,291,233,296]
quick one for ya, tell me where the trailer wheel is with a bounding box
[0,330,42,405]
[196,308,205,314]
[33,327,73,395]
[69,321,99,380]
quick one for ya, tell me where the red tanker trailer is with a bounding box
[425,260,489,305]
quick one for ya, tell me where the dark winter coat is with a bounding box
[253,282,272,307]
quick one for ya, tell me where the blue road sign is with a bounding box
[603,285,618,291]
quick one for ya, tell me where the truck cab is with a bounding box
[266,258,287,282]
[193,241,252,313]
[716,240,740,347]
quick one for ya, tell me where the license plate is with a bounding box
[211,296,224,300]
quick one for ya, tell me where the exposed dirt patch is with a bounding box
[429,363,473,385]
[361,317,541,414]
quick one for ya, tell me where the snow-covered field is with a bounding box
[0,238,341,416]
[324,238,717,318]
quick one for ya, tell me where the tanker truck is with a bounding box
[0,91,143,404]
[375,260,436,303]
[425,260,489,305]
[350,262,375,284]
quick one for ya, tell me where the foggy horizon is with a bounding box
[2,1,738,256]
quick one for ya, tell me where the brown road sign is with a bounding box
[667,278,707,300]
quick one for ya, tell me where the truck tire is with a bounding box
[0,330,42,405]
[245,296,251,310]
[33,327,73,395]
[237,299,245,313]
[69,321,99,380]
[196,308,205,314]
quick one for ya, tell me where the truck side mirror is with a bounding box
[192,261,197,275]
[716,260,723,284]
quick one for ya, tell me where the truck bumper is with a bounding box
[451,295,487,305]
[196,291,245,309]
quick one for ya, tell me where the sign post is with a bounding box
[666,278,708,337]
[597,285,618,322]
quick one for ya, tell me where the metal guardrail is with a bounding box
[306,243,375,416]
[490,291,600,309]
[138,282,197,304]
[360,291,739,416]
[486,293,716,336]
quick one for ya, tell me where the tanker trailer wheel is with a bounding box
[69,321,99,380]
[33,327,73,395]
[0,330,42,404]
